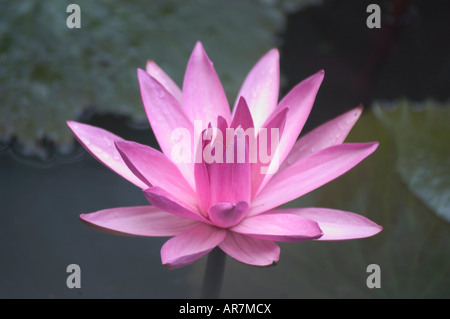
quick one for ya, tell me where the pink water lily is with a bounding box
[67,41,381,269]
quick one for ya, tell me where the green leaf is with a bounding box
[373,99,450,223]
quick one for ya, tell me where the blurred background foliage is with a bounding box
[0,0,321,157]
[0,0,449,298]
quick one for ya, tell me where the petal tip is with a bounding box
[370,141,380,151]
[266,48,280,60]
[193,41,207,57]
[312,69,325,82]
[194,40,204,48]
[66,120,81,131]
[189,41,215,67]
[79,213,91,224]
[145,60,156,73]
[317,69,325,80]
[353,104,364,116]
[373,223,383,235]
[137,67,148,79]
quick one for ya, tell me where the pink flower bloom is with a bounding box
[67,42,382,269]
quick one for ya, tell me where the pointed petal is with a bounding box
[274,208,382,240]
[217,116,228,136]
[137,68,194,187]
[250,142,379,216]
[230,97,255,131]
[146,60,183,104]
[251,107,288,196]
[161,224,226,269]
[80,206,198,237]
[183,42,231,127]
[234,49,279,130]
[281,106,363,171]
[208,201,249,228]
[193,127,212,216]
[143,187,211,224]
[231,213,323,242]
[219,232,280,266]
[115,140,197,207]
[194,158,210,217]
[261,70,324,181]
[249,71,325,195]
[67,121,147,189]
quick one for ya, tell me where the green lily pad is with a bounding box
[1,0,320,157]
[373,100,450,223]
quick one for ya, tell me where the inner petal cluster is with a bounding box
[194,118,253,225]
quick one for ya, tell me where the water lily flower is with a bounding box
[67,42,381,269]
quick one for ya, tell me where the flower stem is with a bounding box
[201,247,226,299]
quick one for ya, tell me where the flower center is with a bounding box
[207,201,249,228]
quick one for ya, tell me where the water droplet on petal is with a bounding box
[91,145,102,155]
[104,137,112,147]
[113,150,121,161]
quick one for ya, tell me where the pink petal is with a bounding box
[207,141,231,204]
[249,142,379,216]
[231,213,323,242]
[259,70,324,186]
[194,154,211,216]
[219,231,280,266]
[146,60,183,104]
[115,140,197,207]
[143,187,211,224]
[182,42,231,128]
[161,224,226,269]
[67,121,147,189]
[216,116,228,136]
[233,49,279,130]
[208,201,249,228]
[280,106,363,171]
[208,131,251,205]
[251,107,288,196]
[230,97,255,131]
[80,206,198,237]
[137,68,194,188]
[274,208,382,240]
